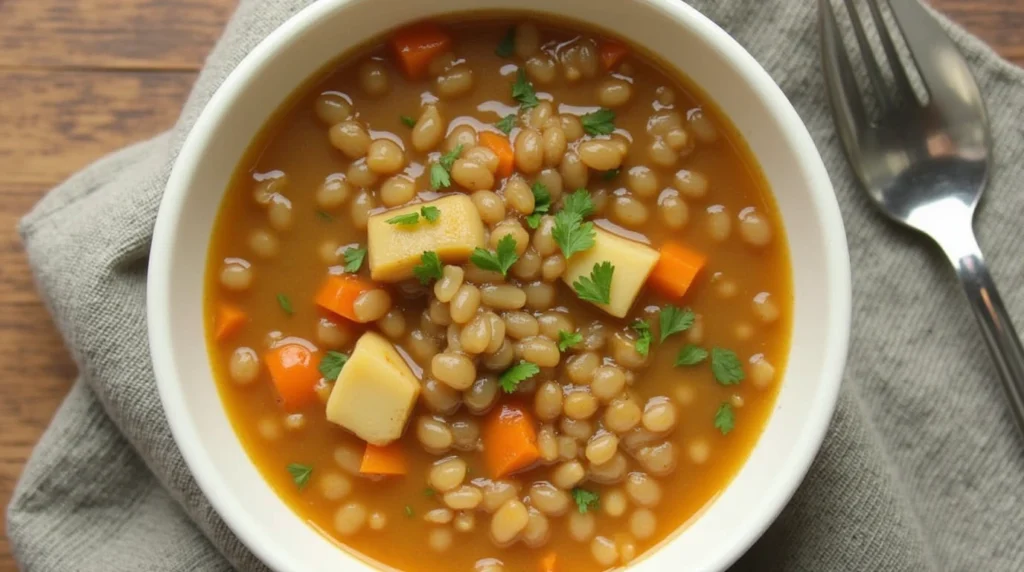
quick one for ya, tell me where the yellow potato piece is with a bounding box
[325,331,421,445]
[562,226,660,318]
[367,194,485,282]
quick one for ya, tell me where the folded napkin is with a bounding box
[8,1,1024,570]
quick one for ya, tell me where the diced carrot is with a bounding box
[265,342,322,410]
[599,40,629,71]
[479,132,514,179]
[360,442,407,475]
[648,242,706,299]
[539,552,557,572]
[390,22,452,80]
[315,274,376,322]
[483,403,540,479]
[214,303,248,341]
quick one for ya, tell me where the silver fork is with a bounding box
[819,0,1024,436]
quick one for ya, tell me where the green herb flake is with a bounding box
[421,205,441,223]
[404,505,414,518]
[674,345,708,367]
[571,487,600,514]
[552,211,596,259]
[525,182,552,229]
[400,115,417,128]
[495,27,516,58]
[632,319,653,357]
[714,402,736,435]
[286,463,313,489]
[499,361,541,393]
[342,246,367,273]
[658,305,695,343]
[386,212,421,226]
[276,293,294,315]
[511,68,540,110]
[413,251,444,285]
[496,114,517,135]
[572,261,614,305]
[424,487,436,497]
[557,329,583,352]
[711,348,745,385]
[318,351,349,381]
[430,144,464,190]
[469,234,520,276]
[316,209,334,222]
[602,168,620,181]
[581,108,616,136]
[561,189,596,220]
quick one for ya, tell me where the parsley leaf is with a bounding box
[632,319,653,357]
[319,351,349,380]
[495,27,515,58]
[496,114,517,134]
[414,251,444,285]
[525,182,551,229]
[674,345,708,366]
[470,234,519,276]
[499,361,540,393]
[557,329,582,352]
[286,463,312,489]
[714,402,735,435]
[342,246,367,273]
[421,205,441,222]
[553,210,596,259]
[573,261,614,305]
[386,211,421,226]
[511,68,540,110]
[571,487,600,513]
[602,168,620,181]
[658,305,695,343]
[316,209,334,221]
[276,293,294,315]
[404,505,414,518]
[561,189,596,220]
[424,487,436,497]
[400,114,417,128]
[430,144,463,190]
[711,348,744,385]
[581,108,616,135]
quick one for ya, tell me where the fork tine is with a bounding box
[864,0,917,102]
[819,0,868,129]
[841,0,892,109]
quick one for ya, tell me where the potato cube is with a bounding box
[367,194,485,282]
[562,226,660,318]
[325,331,421,445]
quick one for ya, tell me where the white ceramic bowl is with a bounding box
[148,0,851,570]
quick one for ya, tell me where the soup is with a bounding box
[205,15,790,572]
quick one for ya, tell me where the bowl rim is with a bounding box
[148,1,851,570]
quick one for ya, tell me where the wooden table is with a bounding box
[0,0,1020,568]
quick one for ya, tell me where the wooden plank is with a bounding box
[933,0,1024,66]
[0,0,237,70]
[0,70,198,186]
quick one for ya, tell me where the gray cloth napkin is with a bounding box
[7,1,1024,570]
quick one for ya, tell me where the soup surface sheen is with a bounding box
[205,16,791,572]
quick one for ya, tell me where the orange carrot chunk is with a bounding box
[315,274,375,323]
[265,342,322,410]
[390,22,452,80]
[479,132,514,179]
[483,403,540,479]
[540,552,558,572]
[214,303,248,341]
[599,40,629,71]
[648,242,706,299]
[360,442,408,475]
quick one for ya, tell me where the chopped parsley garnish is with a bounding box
[572,261,614,305]
[571,487,600,513]
[711,348,744,385]
[400,114,417,128]
[342,246,367,273]
[581,108,616,136]
[561,189,596,220]
[511,68,540,110]
[276,293,294,315]
[658,305,695,342]
[495,27,516,58]
[499,361,540,393]
[470,234,519,276]
[404,505,414,518]
[632,319,653,357]
[602,168,620,181]
[496,114,517,134]
[674,345,708,366]
[421,205,441,222]
[525,182,551,229]
[714,402,735,435]
[386,212,421,226]
[286,463,312,489]
[318,351,349,380]
[552,210,596,259]
[430,144,463,190]
[557,330,582,352]
[424,487,436,497]
[316,209,334,221]
[413,251,444,285]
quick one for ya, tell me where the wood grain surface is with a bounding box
[0,0,1019,568]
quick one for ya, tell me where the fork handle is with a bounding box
[937,230,1024,437]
